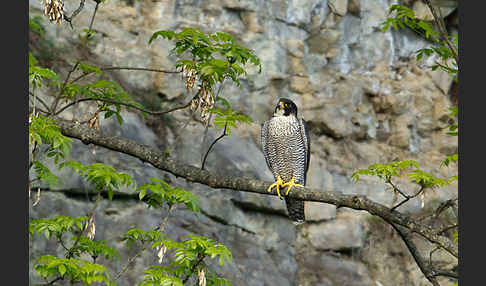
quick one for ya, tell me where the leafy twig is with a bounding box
[66,192,101,259]
[51,61,80,114]
[422,0,458,63]
[114,205,174,281]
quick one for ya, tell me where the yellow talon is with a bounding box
[267,176,285,199]
[281,176,304,196]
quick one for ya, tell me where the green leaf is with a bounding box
[58,264,66,276]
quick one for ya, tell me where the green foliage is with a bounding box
[407,169,452,188]
[137,178,200,212]
[209,97,252,135]
[32,160,61,188]
[29,52,60,88]
[60,161,135,200]
[77,62,104,76]
[82,29,98,40]
[62,79,144,124]
[206,271,232,286]
[70,236,120,261]
[29,215,88,240]
[351,160,419,182]
[441,154,458,167]
[123,228,232,285]
[381,4,458,75]
[139,266,184,286]
[122,228,166,248]
[35,255,114,285]
[29,16,45,36]
[381,5,438,39]
[140,267,176,286]
[29,114,73,162]
[149,28,261,88]
[351,160,454,189]
[446,106,458,137]
[30,215,119,284]
[175,233,232,268]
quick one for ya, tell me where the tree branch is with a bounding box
[201,123,227,170]
[422,0,458,63]
[88,0,101,32]
[52,61,80,114]
[63,0,86,29]
[390,223,440,286]
[100,66,179,74]
[52,117,458,260]
[54,97,191,117]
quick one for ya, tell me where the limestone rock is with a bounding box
[289,76,314,94]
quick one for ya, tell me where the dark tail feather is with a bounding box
[285,197,305,222]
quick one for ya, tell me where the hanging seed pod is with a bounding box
[41,0,65,25]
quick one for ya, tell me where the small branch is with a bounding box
[115,205,174,281]
[422,0,458,63]
[428,246,440,268]
[63,0,86,29]
[391,185,425,212]
[30,91,51,114]
[201,123,227,170]
[437,224,458,235]
[68,66,179,86]
[431,269,459,279]
[114,244,147,281]
[66,192,101,258]
[47,276,63,285]
[434,198,457,218]
[387,179,409,198]
[159,205,174,232]
[88,0,101,32]
[58,237,71,253]
[100,66,179,74]
[390,223,440,286]
[52,61,80,114]
[54,97,191,117]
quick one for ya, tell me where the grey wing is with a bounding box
[299,118,311,184]
[261,120,275,175]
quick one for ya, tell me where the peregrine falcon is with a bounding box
[261,98,311,222]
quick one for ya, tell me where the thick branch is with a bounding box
[52,117,458,259]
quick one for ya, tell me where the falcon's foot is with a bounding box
[267,175,285,199]
[282,176,304,196]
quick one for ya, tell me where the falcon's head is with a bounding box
[274,98,298,117]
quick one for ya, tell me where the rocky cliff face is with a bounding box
[29,0,458,285]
